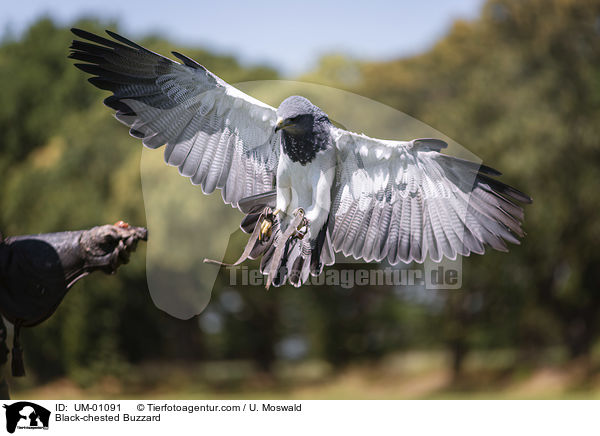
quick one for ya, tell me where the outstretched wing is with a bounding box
[329,128,532,264]
[69,28,279,208]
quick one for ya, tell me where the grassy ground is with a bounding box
[11,351,600,400]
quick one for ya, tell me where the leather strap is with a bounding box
[11,321,25,377]
[204,209,269,267]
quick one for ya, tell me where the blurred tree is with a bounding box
[0,18,282,383]
[350,0,600,371]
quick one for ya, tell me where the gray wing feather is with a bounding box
[330,128,532,264]
[70,28,279,208]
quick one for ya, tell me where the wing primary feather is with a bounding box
[105,29,154,53]
[104,95,136,115]
[71,28,126,50]
[478,173,532,204]
[171,51,207,71]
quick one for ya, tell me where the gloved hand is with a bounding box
[0,222,147,378]
[0,222,148,326]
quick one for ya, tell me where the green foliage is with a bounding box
[0,18,280,382]
[351,0,600,365]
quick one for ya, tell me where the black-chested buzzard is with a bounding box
[70,28,532,288]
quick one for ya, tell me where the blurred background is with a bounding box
[1,0,599,399]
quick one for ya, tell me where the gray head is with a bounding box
[275,96,331,164]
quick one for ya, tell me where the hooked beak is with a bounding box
[275,117,293,132]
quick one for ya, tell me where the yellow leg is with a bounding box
[259,209,280,241]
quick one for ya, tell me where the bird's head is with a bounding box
[275,96,329,136]
[275,96,331,164]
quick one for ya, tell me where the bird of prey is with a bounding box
[69,28,532,288]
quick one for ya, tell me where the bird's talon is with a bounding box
[293,216,309,240]
[293,227,307,240]
[259,218,273,241]
[300,217,309,230]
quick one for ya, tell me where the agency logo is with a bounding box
[2,402,50,433]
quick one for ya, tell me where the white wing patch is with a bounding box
[330,127,530,264]
[70,28,280,209]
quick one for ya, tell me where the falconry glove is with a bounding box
[0,223,147,376]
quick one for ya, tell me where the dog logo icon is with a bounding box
[3,402,50,433]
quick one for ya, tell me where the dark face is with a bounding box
[275,96,327,137]
[275,96,331,165]
[275,113,314,136]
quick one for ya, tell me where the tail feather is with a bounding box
[272,238,293,287]
[289,255,305,287]
[260,240,276,271]
[310,223,328,276]
[322,231,335,266]
[249,237,271,260]
[286,239,307,287]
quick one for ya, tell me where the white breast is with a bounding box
[276,147,336,235]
